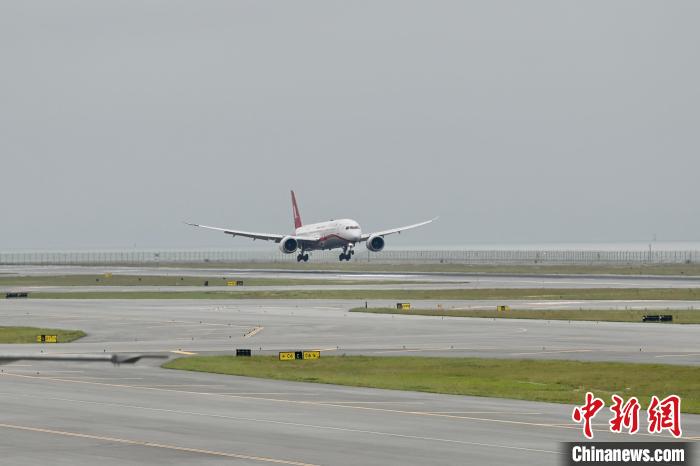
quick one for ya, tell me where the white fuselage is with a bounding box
[295,218,362,251]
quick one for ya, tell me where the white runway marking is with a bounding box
[510,349,593,356]
[654,353,700,359]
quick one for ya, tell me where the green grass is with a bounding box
[163,356,700,414]
[26,287,700,300]
[0,326,86,343]
[351,307,700,323]
[0,274,416,287]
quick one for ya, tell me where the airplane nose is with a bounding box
[352,230,362,241]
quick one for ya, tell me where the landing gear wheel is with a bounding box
[303,254,309,262]
[339,254,346,261]
[296,254,303,262]
[350,249,355,255]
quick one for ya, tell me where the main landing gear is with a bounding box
[296,252,309,262]
[339,245,355,261]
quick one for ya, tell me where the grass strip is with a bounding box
[351,308,700,323]
[0,326,86,343]
[25,287,700,300]
[0,275,415,287]
[163,356,700,414]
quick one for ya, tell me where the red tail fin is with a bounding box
[291,190,303,229]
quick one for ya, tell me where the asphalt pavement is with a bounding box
[1,267,699,465]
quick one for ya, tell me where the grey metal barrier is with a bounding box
[0,249,698,265]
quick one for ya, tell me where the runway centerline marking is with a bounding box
[0,423,318,466]
[0,372,692,441]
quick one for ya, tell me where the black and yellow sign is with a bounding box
[279,350,321,361]
[396,303,411,310]
[497,305,510,312]
[303,351,320,360]
[36,335,58,343]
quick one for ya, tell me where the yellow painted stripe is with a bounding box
[0,372,690,441]
[0,423,318,466]
[244,326,265,338]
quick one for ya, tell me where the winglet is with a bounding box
[291,190,303,229]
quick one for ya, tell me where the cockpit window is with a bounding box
[345,226,359,230]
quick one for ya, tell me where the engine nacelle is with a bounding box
[366,235,385,252]
[279,236,299,254]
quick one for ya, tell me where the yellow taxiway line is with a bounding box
[0,422,319,466]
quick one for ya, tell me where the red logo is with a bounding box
[572,392,605,439]
[573,393,683,439]
[647,395,682,438]
[609,395,640,434]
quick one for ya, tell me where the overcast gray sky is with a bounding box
[1,1,698,250]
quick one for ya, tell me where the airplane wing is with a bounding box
[360,217,438,241]
[185,223,317,243]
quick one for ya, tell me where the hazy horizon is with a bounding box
[2,2,698,250]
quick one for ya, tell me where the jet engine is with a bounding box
[279,236,299,254]
[366,235,385,252]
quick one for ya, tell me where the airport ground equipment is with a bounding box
[642,315,673,322]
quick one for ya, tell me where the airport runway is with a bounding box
[2,299,700,365]
[2,272,700,464]
[4,265,700,289]
[1,359,697,466]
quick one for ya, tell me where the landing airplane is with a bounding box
[186,191,436,262]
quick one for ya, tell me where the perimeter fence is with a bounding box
[1,249,698,266]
